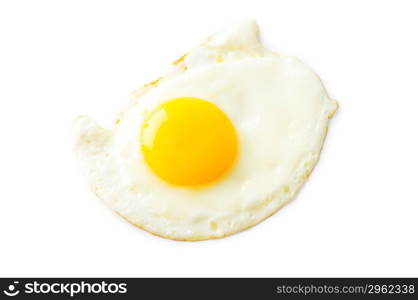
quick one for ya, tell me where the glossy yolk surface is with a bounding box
[140,97,238,187]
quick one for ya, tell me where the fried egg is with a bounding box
[73,19,338,241]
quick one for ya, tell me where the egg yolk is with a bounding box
[140,97,238,187]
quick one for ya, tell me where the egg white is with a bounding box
[73,19,338,240]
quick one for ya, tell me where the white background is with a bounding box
[1,0,417,277]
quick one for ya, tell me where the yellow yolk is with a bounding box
[140,97,238,187]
